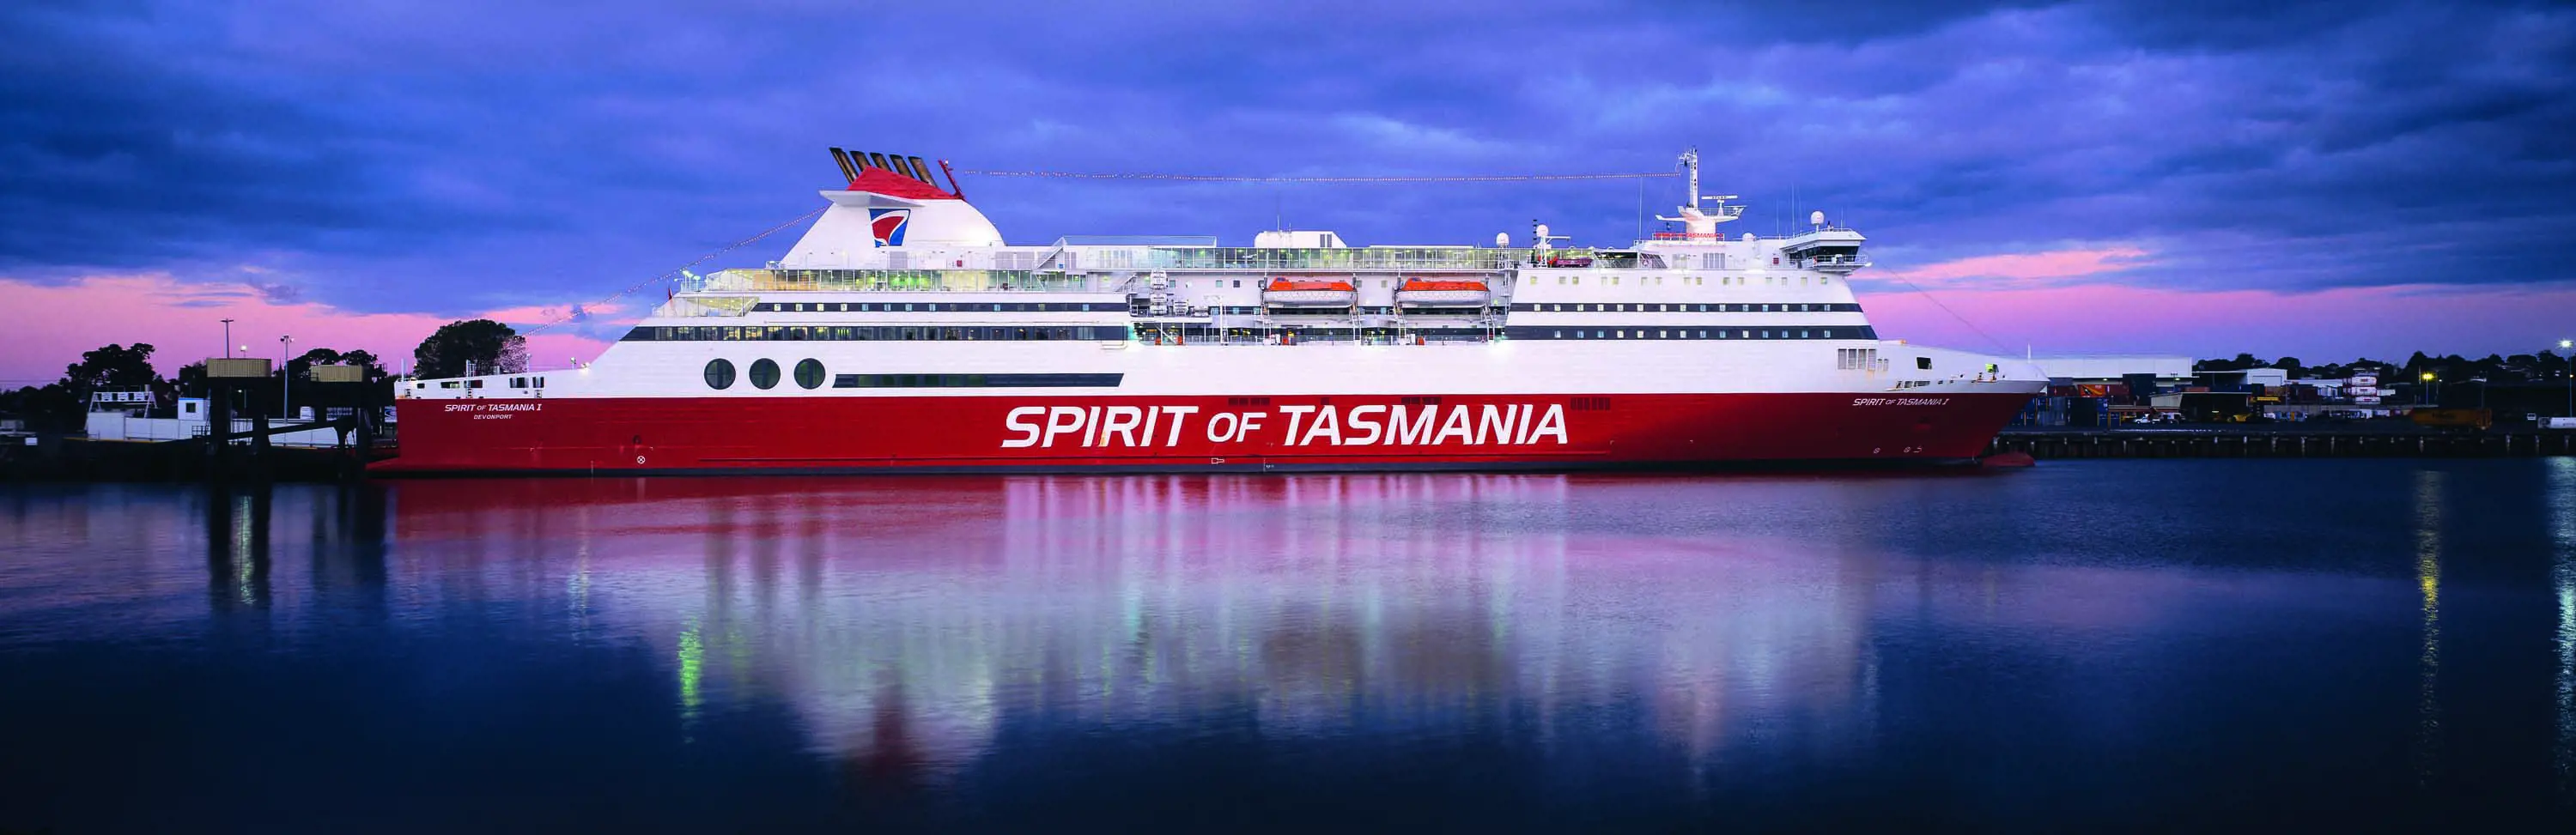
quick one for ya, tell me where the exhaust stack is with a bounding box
[829,147,859,182]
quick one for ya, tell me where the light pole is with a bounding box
[279,335,293,417]
[2420,372,2437,408]
[2559,339,2572,417]
[221,318,234,358]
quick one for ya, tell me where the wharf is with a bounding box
[1990,426,2574,459]
[1,435,387,482]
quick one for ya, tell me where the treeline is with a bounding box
[0,318,528,433]
[2193,349,2571,384]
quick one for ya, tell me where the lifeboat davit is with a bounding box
[1262,279,1358,307]
[1394,279,1490,307]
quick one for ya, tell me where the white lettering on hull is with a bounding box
[1001,403,1571,450]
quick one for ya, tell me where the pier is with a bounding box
[1990,427,2575,459]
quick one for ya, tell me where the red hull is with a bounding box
[374,392,2032,475]
[376,391,2030,476]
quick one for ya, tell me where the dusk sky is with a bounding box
[3,0,2573,384]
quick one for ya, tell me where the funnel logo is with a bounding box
[868,209,910,246]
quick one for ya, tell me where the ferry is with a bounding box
[376,148,2044,475]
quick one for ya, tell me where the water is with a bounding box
[3,459,2573,832]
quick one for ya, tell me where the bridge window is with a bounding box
[704,359,735,390]
[749,359,781,390]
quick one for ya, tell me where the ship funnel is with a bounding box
[907,155,933,185]
[867,152,892,172]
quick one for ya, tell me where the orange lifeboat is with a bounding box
[1261,279,1358,307]
[1394,279,1490,307]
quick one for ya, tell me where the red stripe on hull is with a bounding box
[373,392,2035,475]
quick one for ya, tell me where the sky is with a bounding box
[3,0,2573,384]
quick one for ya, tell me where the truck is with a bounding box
[2409,408,2492,432]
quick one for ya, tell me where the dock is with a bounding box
[1990,427,2575,459]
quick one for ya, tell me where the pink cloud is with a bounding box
[1864,282,2576,361]
[0,273,613,385]
[1868,245,2154,287]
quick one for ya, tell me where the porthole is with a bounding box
[704,359,736,390]
[794,358,824,390]
[749,358,781,390]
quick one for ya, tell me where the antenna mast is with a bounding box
[1680,148,1701,209]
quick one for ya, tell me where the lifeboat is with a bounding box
[1394,279,1490,307]
[1261,279,1358,307]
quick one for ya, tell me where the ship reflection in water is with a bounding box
[3,460,2575,831]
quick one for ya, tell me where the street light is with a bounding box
[221,318,234,359]
[2420,372,2437,408]
[279,335,293,417]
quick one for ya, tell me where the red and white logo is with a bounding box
[868,209,910,246]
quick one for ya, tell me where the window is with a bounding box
[704,359,736,390]
[749,359,781,390]
[793,359,824,390]
[1917,357,1933,370]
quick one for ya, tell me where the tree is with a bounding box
[62,342,161,397]
[412,319,527,378]
[2193,353,2264,372]
[175,361,208,398]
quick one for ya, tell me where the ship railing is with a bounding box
[1792,254,1873,269]
[683,268,1097,293]
[1148,336,1506,347]
[652,295,758,318]
[1134,246,1533,272]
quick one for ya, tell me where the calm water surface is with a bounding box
[3,459,2573,832]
